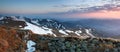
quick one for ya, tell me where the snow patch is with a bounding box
[26,40,36,52]
[59,30,68,35]
[65,30,74,33]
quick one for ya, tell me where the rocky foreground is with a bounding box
[0,26,120,52]
[31,34,120,52]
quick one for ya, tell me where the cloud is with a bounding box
[40,0,120,18]
[53,4,89,8]
[59,4,120,14]
[48,3,120,19]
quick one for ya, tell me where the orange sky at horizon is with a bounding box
[72,10,120,19]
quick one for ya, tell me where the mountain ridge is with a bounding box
[0,16,96,38]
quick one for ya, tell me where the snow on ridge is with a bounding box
[31,20,40,25]
[24,21,95,38]
[65,30,74,33]
[46,19,53,22]
[75,32,80,36]
[24,22,54,35]
[75,30,82,36]
[59,30,68,35]
[0,16,25,21]
[85,29,95,38]
[42,26,52,30]
[0,17,4,20]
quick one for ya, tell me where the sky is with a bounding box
[0,0,120,19]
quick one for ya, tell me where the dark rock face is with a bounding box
[31,35,120,52]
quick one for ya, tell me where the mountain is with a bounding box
[0,16,95,38]
[24,17,120,38]
[1,16,120,39]
[0,25,120,52]
[0,16,120,52]
[62,19,120,38]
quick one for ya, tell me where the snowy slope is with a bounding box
[24,22,95,38]
[23,18,95,38]
[24,22,54,35]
